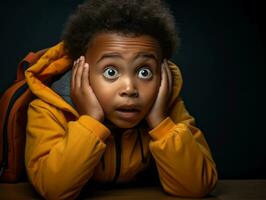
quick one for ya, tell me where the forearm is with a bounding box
[25,101,110,199]
[149,117,218,197]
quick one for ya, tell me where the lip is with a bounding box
[115,104,141,121]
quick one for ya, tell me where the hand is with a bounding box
[71,56,104,121]
[146,59,173,128]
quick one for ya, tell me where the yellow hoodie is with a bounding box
[25,42,218,200]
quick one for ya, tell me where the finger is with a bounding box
[71,59,78,90]
[75,56,85,88]
[81,63,90,89]
[159,61,168,96]
[164,59,172,96]
[165,60,172,88]
[164,60,173,110]
[161,60,168,88]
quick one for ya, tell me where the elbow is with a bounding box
[26,168,78,200]
[43,190,77,200]
[33,181,78,200]
[190,171,219,198]
[190,180,218,198]
[163,182,217,198]
[186,162,219,197]
[163,172,218,198]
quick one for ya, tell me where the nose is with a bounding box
[119,77,139,98]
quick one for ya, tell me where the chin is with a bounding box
[115,121,139,129]
[116,123,138,129]
[108,118,142,129]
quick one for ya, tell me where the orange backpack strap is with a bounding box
[16,48,48,81]
[0,48,48,182]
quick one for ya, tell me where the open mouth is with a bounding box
[116,108,139,112]
[115,105,141,120]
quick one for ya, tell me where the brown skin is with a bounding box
[71,33,172,129]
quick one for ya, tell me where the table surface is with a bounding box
[0,180,266,200]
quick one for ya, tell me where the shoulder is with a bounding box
[29,98,59,112]
[28,98,68,125]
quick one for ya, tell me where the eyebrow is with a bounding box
[96,52,158,63]
[96,53,122,63]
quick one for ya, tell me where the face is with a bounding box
[85,33,162,128]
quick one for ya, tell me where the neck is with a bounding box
[103,119,147,134]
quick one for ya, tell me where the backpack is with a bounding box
[0,49,47,182]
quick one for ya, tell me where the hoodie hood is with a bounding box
[25,42,79,117]
[25,42,183,118]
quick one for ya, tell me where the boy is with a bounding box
[24,0,218,199]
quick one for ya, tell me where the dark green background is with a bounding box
[0,0,265,179]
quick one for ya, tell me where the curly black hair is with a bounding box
[62,0,179,60]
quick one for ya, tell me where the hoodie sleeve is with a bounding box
[25,99,110,200]
[148,97,218,197]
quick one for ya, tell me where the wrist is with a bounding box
[89,111,104,122]
[147,114,167,129]
[149,117,175,141]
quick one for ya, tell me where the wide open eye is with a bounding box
[103,67,119,79]
[137,67,153,79]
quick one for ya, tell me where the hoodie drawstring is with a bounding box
[101,129,147,172]
[137,129,147,164]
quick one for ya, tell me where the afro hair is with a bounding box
[62,0,179,60]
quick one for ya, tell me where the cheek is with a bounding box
[89,74,114,111]
[140,79,160,108]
